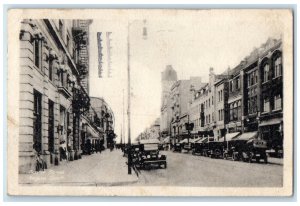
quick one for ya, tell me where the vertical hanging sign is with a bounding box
[106,32,112,78]
[97,32,103,78]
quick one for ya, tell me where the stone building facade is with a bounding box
[19,19,92,173]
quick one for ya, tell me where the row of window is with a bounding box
[263,94,282,113]
[33,89,72,153]
[218,109,224,121]
[229,77,240,92]
[262,56,282,82]
[204,96,214,109]
[229,100,242,121]
[217,89,223,102]
[33,38,75,92]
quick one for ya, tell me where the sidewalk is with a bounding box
[19,149,138,186]
[268,157,284,165]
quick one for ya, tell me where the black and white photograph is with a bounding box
[7,9,293,196]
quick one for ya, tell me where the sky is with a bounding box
[87,9,286,143]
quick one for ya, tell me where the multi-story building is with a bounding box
[257,39,283,152]
[160,65,177,139]
[72,20,93,94]
[170,77,203,143]
[19,19,93,173]
[89,97,115,148]
[226,63,243,134]
[213,73,230,141]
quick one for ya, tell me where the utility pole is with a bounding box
[127,22,132,175]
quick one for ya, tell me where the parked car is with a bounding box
[223,139,248,161]
[240,139,268,163]
[173,143,182,152]
[182,142,192,152]
[138,139,167,169]
[192,137,208,156]
[206,141,225,158]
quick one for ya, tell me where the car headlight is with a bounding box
[147,155,150,158]
[158,154,161,158]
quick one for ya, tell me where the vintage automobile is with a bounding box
[192,137,208,155]
[173,143,182,152]
[223,139,248,161]
[206,141,225,158]
[138,139,167,169]
[240,139,268,163]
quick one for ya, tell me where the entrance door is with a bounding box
[33,90,42,153]
[48,100,54,153]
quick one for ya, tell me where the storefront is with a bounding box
[259,118,283,155]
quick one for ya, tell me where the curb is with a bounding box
[19,177,139,187]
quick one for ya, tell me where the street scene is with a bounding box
[16,10,286,188]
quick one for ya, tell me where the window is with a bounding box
[255,70,258,84]
[33,90,42,153]
[33,39,42,69]
[236,77,240,90]
[49,57,53,81]
[229,81,233,92]
[60,106,66,134]
[263,97,270,113]
[263,63,270,82]
[274,94,282,110]
[237,100,242,120]
[230,104,234,121]
[66,34,71,53]
[274,56,282,78]
[220,90,223,101]
[59,20,63,37]
[48,100,54,152]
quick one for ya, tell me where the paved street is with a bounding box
[19,149,283,187]
[134,150,283,187]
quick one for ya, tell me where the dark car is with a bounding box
[206,141,225,158]
[192,138,207,155]
[240,139,268,163]
[223,139,248,161]
[173,143,182,152]
[138,139,167,169]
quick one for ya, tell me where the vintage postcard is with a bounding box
[7,9,293,196]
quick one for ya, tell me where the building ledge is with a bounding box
[58,86,72,99]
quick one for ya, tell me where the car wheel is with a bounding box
[164,162,167,169]
[256,158,260,163]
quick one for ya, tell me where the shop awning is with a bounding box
[259,118,282,127]
[235,132,258,141]
[225,132,240,141]
[179,138,188,143]
[190,137,201,143]
[198,137,208,144]
[86,125,100,139]
[162,136,170,143]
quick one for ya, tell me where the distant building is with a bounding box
[160,65,177,138]
[89,97,115,148]
[170,76,204,143]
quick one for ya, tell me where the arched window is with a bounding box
[274,55,282,78]
[263,63,270,82]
